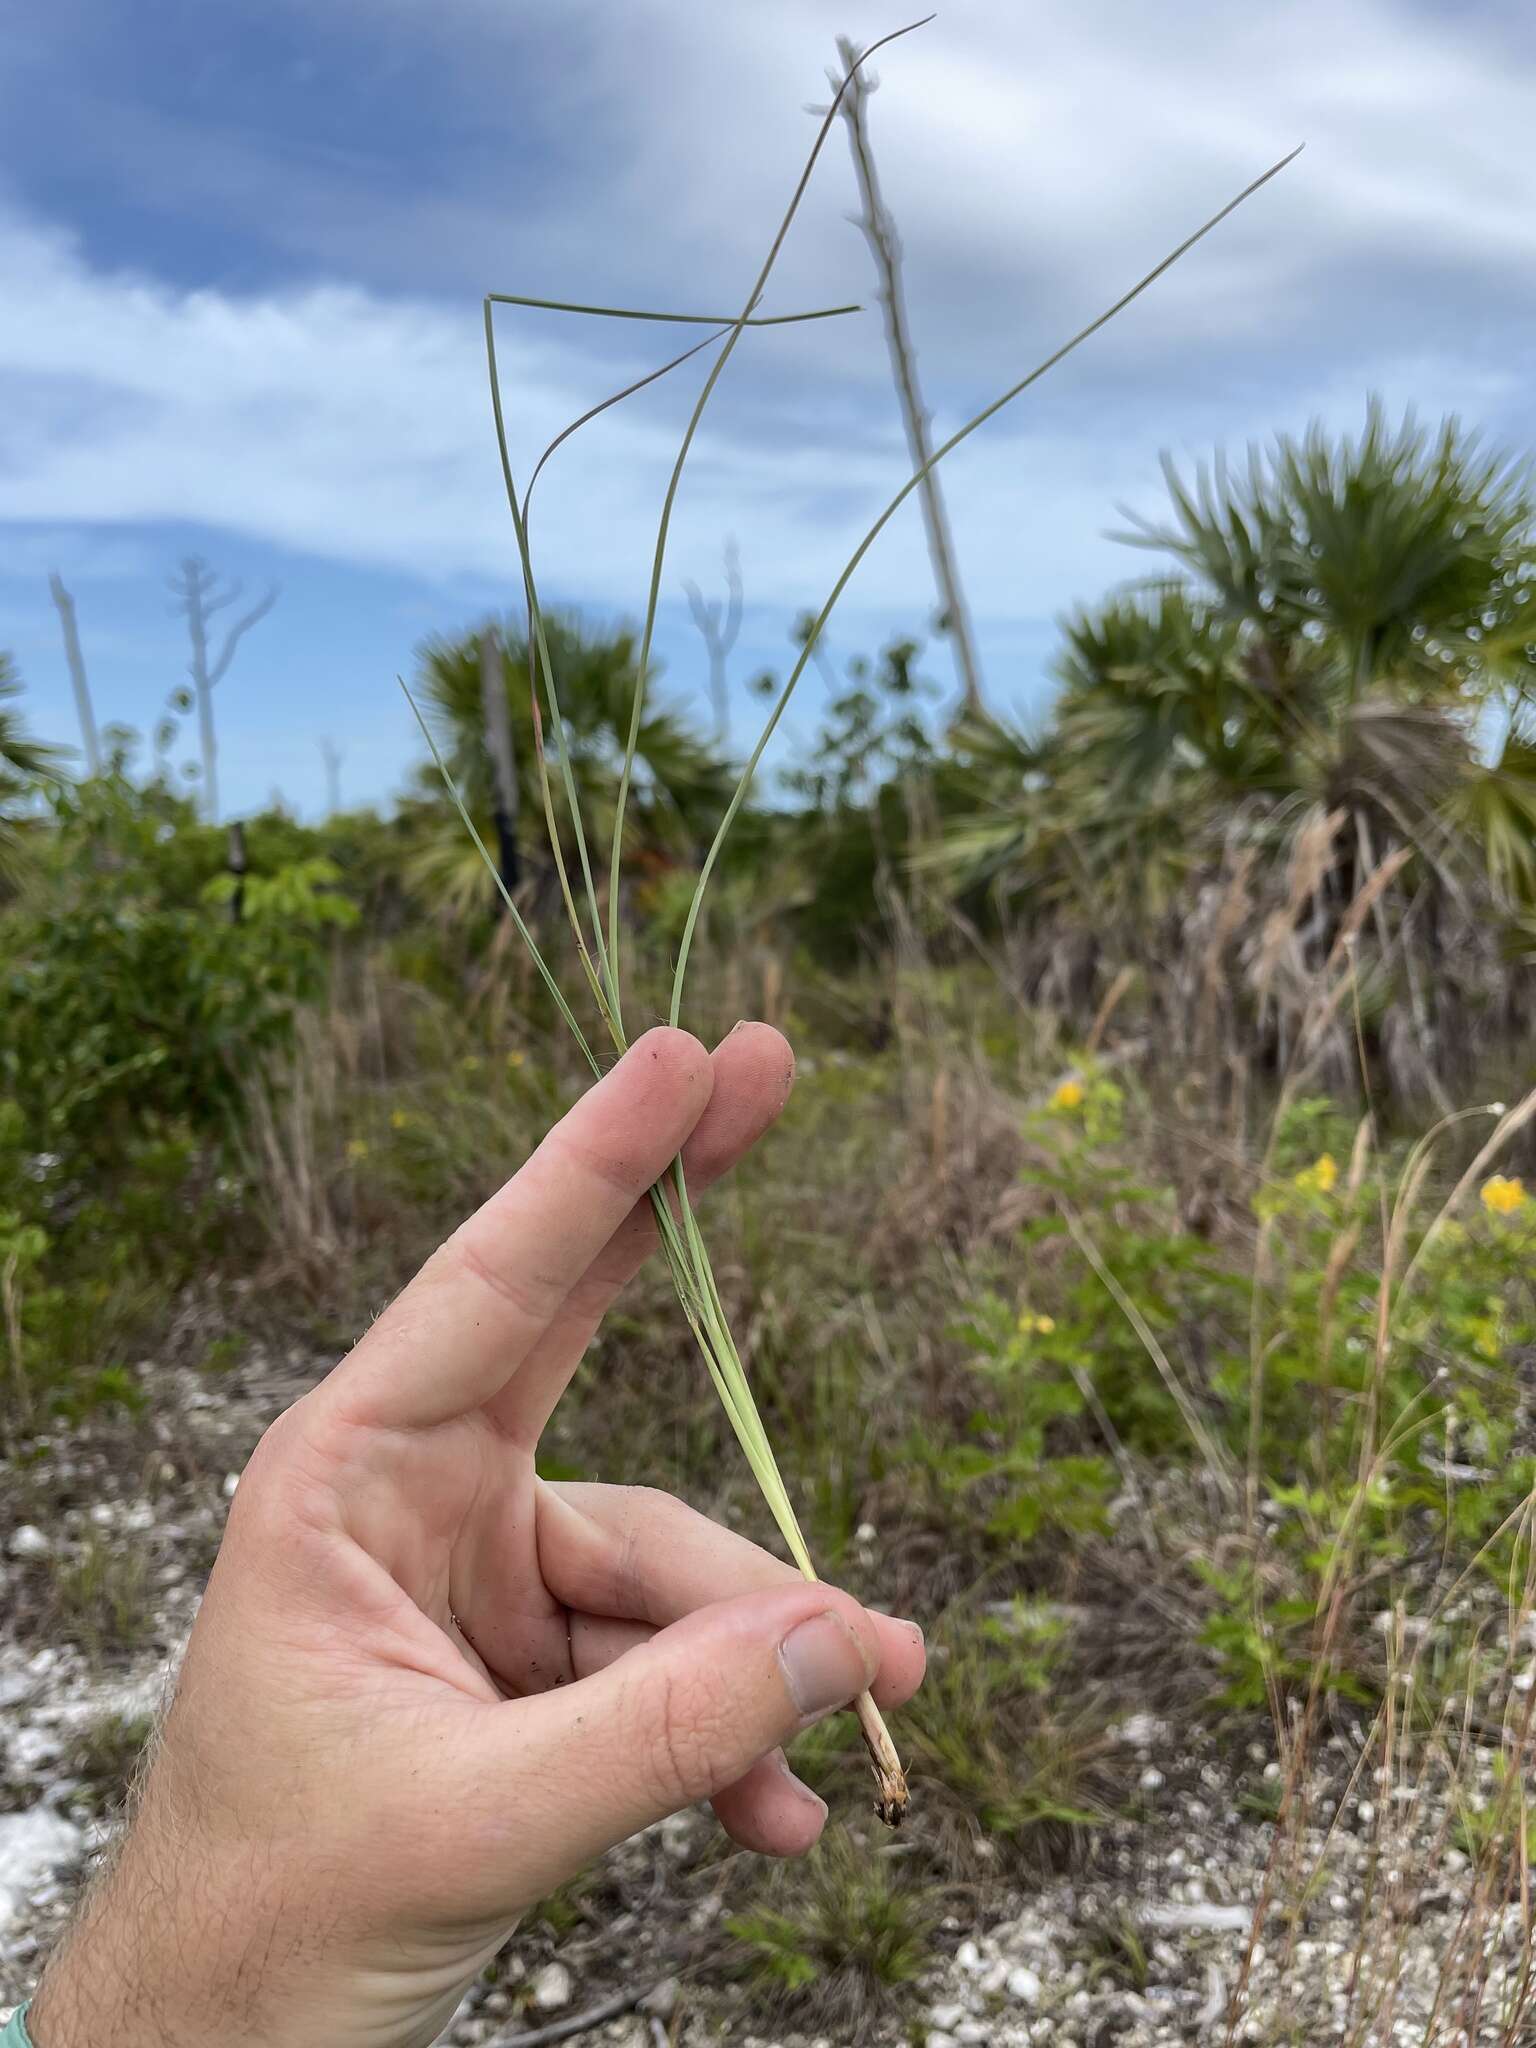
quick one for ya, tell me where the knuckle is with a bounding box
[234,1396,347,1537]
[631,1662,734,1810]
[241,1405,302,1491]
[611,1487,691,1623]
[442,1229,562,1326]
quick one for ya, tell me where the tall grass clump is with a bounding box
[411,22,1297,1821]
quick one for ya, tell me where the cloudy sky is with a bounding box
[4,0,1535,815]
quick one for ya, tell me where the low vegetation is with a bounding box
[4,409,1536,2042]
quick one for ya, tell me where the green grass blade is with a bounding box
[400,679,603,1079]
[605,16,935,1024]
[667,143,1305,1024]
[483,300,620,1020]
[522,327,733,524]
[486,292,861,326]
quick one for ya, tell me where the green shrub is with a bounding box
[727,1833,934,2018]
[956,1059,1536,1705]
[0,771,367,1427]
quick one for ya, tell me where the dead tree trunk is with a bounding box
[225,821,248,926]
[683,539,744,749]
[47,573,101,776]
[833,34,986,721]
[320,736,343,818]
[169,557,278,823]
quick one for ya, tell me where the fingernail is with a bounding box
[779,1611,871,1720]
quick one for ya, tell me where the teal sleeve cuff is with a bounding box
[1,2006,33,2047]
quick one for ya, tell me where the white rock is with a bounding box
[530,1961,572,2010]
[1114,1712,1166,1746]
[954,2024,990,2045]
[1007,1965,1043,2004]
[638,1977,679,2019]
[223,1472,240,1499]
[1139,1766,1166,1793]
[0,1805,84,1930]
[926,2034,958,2048]
[930,2003,968,2030]
[957,1937,984,1970]
[8,1525,49,1560]
[1142,1902,1251,1934]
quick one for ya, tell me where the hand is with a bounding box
[28,1025,925,2048]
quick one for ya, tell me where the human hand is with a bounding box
[27,1025,925,2048]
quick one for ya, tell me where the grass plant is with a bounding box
[408,25,1299,1822]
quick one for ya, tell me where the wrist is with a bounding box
[27,1800,498,2048]
[28,1850,197,2048]
[28,1820,295,2048]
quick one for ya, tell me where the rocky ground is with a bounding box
[2,1359,1529,2046]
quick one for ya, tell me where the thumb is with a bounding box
[499,1584,879,1875]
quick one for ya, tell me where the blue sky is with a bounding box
[5,0,1536,816]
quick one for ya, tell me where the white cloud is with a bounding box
[7,0,1536,688]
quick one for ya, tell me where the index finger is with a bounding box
[538,1482,927,1713]
[328,1027,714,1429]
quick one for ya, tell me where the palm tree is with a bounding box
[942,406,1536,1096]
[0,655,65,878]
[405,614,735,919]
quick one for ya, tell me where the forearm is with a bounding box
[29,1797,336,2048]
[27,1821,267,2048]
[26,1802,496,2048]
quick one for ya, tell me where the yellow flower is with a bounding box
[1049,1079,1084,1113]
[506,1049,527,1071]
[1481,1174,1527,1216]
[1016,1309,1057,1336]
[1294,1153,1338,1195]
[1034,1314,1056,1335]
[1470,1316,1501,1361]
[389,1108,415,1131]
[345,1138,369,1163]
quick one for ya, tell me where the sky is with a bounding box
[4,0,1536,817]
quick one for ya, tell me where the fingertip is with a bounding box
[627,1022,713,1086]
[869,1611,927,1711]
[677,1023,796,1187]
[713,1750,828,1858]
[718,1020,795,1105]
[619,1025,715,1126]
